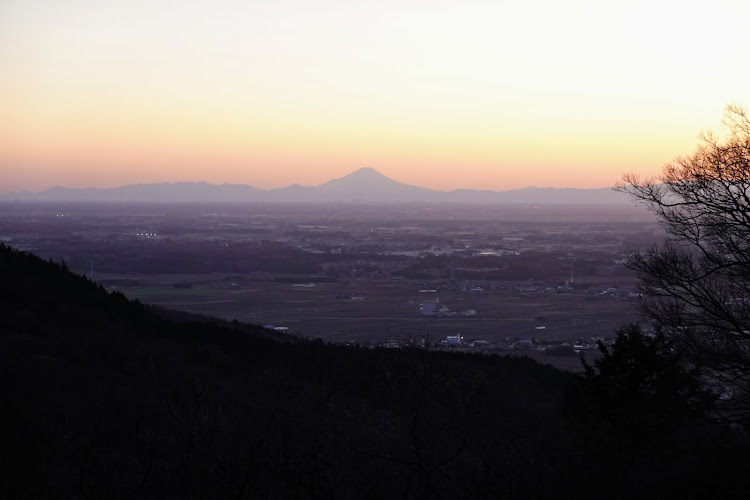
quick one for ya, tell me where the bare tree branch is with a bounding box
[617,104,750,428]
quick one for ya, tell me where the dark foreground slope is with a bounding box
[0,244,746,499]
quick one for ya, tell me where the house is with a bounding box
[517,339,533,349]
[446,334,463,345]
[421,301,439,316]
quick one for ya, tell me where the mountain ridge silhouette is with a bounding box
[1,167,628,204]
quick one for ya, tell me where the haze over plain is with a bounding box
[2,0,750,193]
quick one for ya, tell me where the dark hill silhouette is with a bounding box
[1,168,630,204]
[0,244,743,498]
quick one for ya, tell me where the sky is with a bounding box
[2,0,750,193]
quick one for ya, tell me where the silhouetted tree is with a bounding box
[580,325,705,442]
[617,104,750,427]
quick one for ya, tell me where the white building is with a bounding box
[421,301,438,316]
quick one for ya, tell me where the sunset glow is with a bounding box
[2,0,750,193]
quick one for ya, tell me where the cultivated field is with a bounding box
[109,273,638,344]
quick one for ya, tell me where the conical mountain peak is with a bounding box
[318,167,419,190]
[351,166,383,176]
[336,167,389,181]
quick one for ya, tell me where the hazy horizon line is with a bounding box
[2,168,619,196]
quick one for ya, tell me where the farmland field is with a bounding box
[1,201,653,371]
[107,273,637,344]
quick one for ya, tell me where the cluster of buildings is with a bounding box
[377,334,611,355]
[420,299,476,317]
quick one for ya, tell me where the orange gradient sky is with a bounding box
[2,0,750,193]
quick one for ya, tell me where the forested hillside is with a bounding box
[0,244,746,498]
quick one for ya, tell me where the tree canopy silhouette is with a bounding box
[579,325,705,444]
[617,104,750,427]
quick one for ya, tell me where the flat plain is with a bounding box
[112,274,636,343]
[0,200,657,370]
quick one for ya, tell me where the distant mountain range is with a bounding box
[1,167,630,204]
